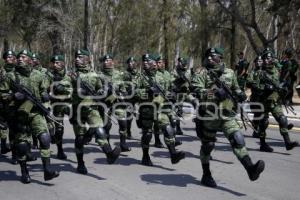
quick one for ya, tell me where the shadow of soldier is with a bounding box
[140,173,246,196]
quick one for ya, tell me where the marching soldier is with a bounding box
[191,47,265,187]
[235,51,249,91]
[247,48,298,152]
[135,54,185,166]
[0,49,59,183]
[70,49,120,174]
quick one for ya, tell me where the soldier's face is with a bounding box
[149,60,157,70]
[5,55,16,64]
[53,61,65,71]
[128,61,136,70]
[17,54,31,67]
[157,60,165,69]
[207,53,221,66]
[256,59,263,67]
[32,58,40,67]
[143,61,150,70]
[103,58,114,68]
[75,55,89,67]
[263,54,273,65]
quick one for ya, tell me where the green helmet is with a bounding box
[75,49,90,57]
[17,49,33,59]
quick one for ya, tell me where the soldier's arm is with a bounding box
[190,70,208,102]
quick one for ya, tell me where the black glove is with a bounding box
[264,84,274,92]
[147,86,160,95]
[14,92,25,101]
[214,88,227,101]
[53,84,65,94]
[41,92,50,102]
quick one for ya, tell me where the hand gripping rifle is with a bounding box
[261,71,296,115]
[9,78,63,127]
[140,72,184,122]
[75,75,118,125]
[207,70,257,131]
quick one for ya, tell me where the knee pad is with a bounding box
[75,135,85,149]
[161,125,175,138]
[118,119,127,132]
[94,127,107,140]
[201,142,215,155]
[38,132,51,149]
[278,115,288,128]
[228,131,245,149]
[16,142,29,158]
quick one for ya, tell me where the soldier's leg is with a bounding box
[127,118,133,139]
[272,105,298,150]
[199,129,217,187]
[158,113,185,164]
[31,114,59,181]
[87,109,120,164]
[169,114,182,146]
[257,113,274,152]
[115,108,131,152]
[1,129,11,154]
[32,134,38,149]
[223,119,264,181]
[72,123,88,174]
[153,120,163,148]
[8,127,17,164]
[141,123,153,166]
[15,141,31,184]
[55,121,67,159]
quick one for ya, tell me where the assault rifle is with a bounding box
[9,78,63,127]
[207,70,257,131]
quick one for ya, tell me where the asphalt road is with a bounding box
[1,118,300,200]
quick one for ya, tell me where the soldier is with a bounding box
[0,50,16,155]
[47,54,72,159]
[98,54,131,152]
[70,49,120,174]
[135,54,185,166]
[0,49,59,183]
[247,49,298,152]
[235,51,250,91]
[280,48,299,105]
[246,55,264,138]
[191,47,265,187]
[32,53,47,73]
[122,56,140,139]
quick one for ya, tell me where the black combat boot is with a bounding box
[259,138,273,152]
[154,133,164,148]
[42,157,60,181]
[282,134,298,150]
[102,144,120,164]
[240,155,265,181]
[167,143,185,164]
[1,138,11,154]
[56,141,67,160]
[120,135,131,152]
[141,147,153,166]
[20,161,31,184]
[76,153,87,174]
[201,163,217,187]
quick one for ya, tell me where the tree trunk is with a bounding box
[163,0,170,70]
[84,0,90,50]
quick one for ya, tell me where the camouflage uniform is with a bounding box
[45,55,72,159]
[235,52,249,91]
[97,54,131,152]
[122,57,141,139]
[247,49,298,152]
[280,48,299,105]
[191,47,264,187]
[70,50,120,174]
[0,50,59,183]
[135,54,185,166]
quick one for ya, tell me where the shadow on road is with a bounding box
[141,173,246,196]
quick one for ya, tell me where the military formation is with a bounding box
[0,46,298,188]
